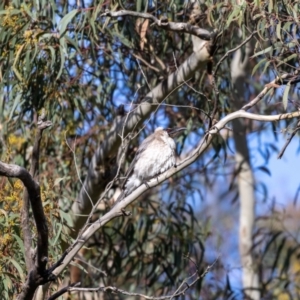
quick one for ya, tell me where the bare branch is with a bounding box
[0,163,48,269]
[101,10,215,40]
[47,282,81,300]
[22,112,52,272]
[71,35,214,234]
[131,52,161,73]
[241,72,300,111]
[214,31,257,76]
[52,109,300,277]
[0,162,50,299]
[67,258,218,299]
[278,120,300,159]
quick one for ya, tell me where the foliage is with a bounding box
[0,0,299,299]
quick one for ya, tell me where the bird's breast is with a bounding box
[133,140,176,180]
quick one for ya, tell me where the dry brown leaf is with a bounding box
[135,18,149,50]
[265,83,280,88]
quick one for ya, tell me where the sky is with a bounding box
[200,127,300,295]
[251,128,300,207]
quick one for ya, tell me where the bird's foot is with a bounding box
[121,208,131,217]
[143,181,150,189]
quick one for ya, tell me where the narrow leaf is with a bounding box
[282,82,291,110]
[58,9,78,35]
[8,258,25,281]
[8,94,23,122]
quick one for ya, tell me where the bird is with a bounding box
[116,126,186,202]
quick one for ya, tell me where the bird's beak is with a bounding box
[167,127,186,137]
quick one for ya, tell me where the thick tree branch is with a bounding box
[102,10,216,40]
[0,162,50,299]
[71,35,215,233]
[52,109,300,277]
[22,113,52,272]
[230,35,260,300]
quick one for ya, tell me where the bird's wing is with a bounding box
[121,134,155,188]
[121,156,136,188]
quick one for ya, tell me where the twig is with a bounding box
[101,10,214,41]
[209,73,219,128]
[51,109,300,278]
[47,248,70,274]
[213,31,257,76]
[67,257,218,299]
[241,72,300,111]
[136,58,151,90]
[71,26,214,240]
[131,52,161,73]
[278,120,300,159]
[47,282,81,300]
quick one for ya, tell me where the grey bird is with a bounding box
[116,127,186,202]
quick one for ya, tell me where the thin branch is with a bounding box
[170,256,219,300]
[131,52,161,73]
[241,72,300,111]
[278,120,300,159]
[67,258,218,299]
[136,58,151,90]
[213,31,257,76]
[101,10,215,40]
[71,39,214,235]
[0,163,48,269]
[47,282,81,300]
[51,109,300,278]
[210,72,219,128]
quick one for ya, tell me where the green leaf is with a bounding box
[54,177,66,186]
[276,22,282,41]
[282,21,293,32]
[251,58,267,76]
[262,60,271,75]
[292,3,299,19]
[258,166,271,176]
[12,234,25,253]
[8,258,25,281]
[282,82,291,110]
[51,223,63,246]
[70,261,88,274]
[64,35,81,54]
[0,209,8,224]
[47,46,56,69]
[59,210,73,227]
[8,93,23,122]
[277,53,298,67]
[56,38,66,79]
[58,9,78,35]
[252,45,275,58]
[225,6,241,28]
[2,275,12,295]
[22,3,35,18]
[0,9,21,15]
[12,44,26,82]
